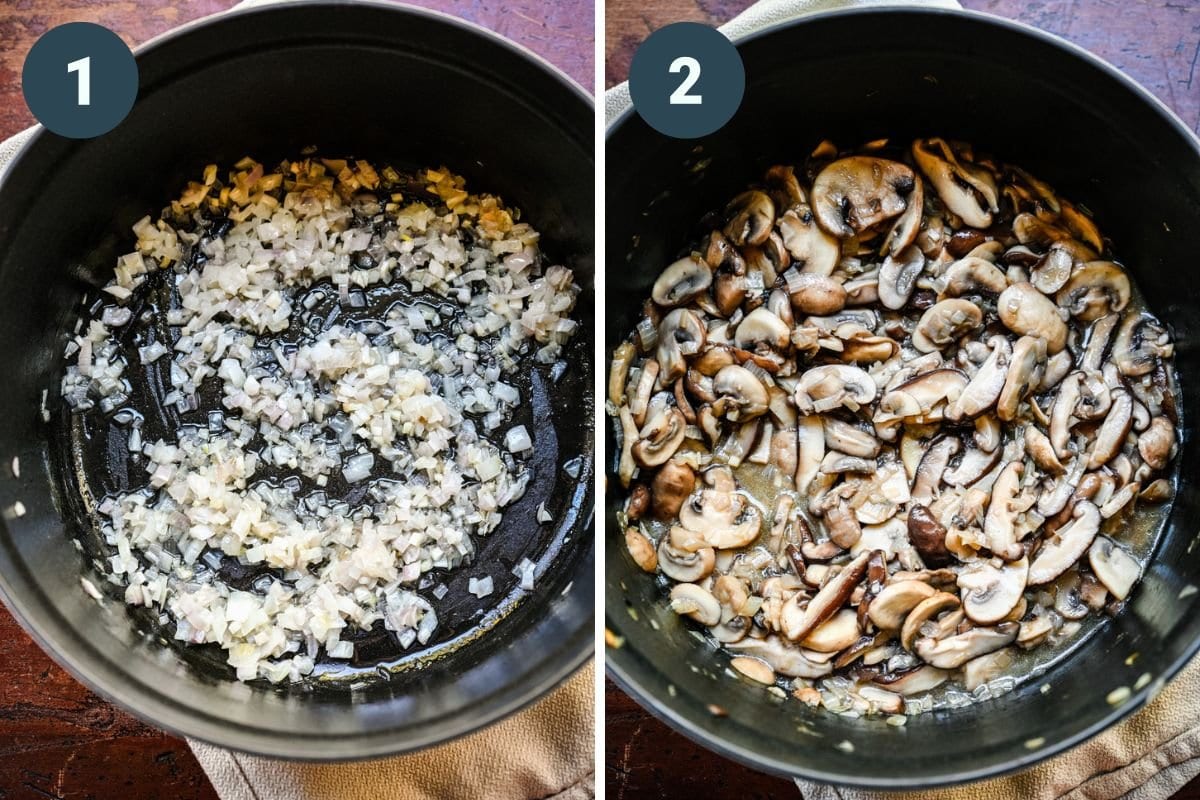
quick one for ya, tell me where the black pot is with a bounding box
[606,7,1200,788]
[0,1,594,760]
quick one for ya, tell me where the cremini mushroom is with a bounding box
[679,467,763,549]
[624,526,658,572]
[794,365,877,414]
[631,403,686,468]
[907,504,952,567]
[1138,416,1175,470]
[734,307,791,353]
[912,299,983,353]
[651,459,696,519]
[900,592,961,651]
[656,308,706,384]
[811,156,920,239]
[878,245,925,309]
[940,256,1007,299]
[728,636,833,679]
[652,255,712,308]
[670,583,722,626]
[1112,311,1173,377]
[958,557,1028,624]
[915,623,1018,669]
[788,272,847,315]
[778,207,840,275]
[1057,261,1130,322]
[997,282,1068,353]
[983,461,1024,561]
[997,336,1047,421]
[1029,501,1101,585]
[1030,245,1074,295]
[712,364,769,421]
[948,336,1011,421]
[781,551,870,642]
[912,138,999,228]
[1088,536,1141,601]
[874,665,949,696]
[724,190,775,247]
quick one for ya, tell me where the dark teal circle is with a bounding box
[22,22,138,139]
[628,22,745,139]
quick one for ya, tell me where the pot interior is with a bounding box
[606,7,1200,786]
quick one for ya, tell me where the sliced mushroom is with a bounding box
[724,190,775,247]
[997,282,1068,353]
[1112,312,1173,378]
[1056,261,1130,322]
[632,404,686,468]
[822,418,881,458]
[657,532,716,583]
[794,365,877,414]
[868,580,938,630]
[912,138,999,228]
[728,636,833,679]
[873,665,949,696]
[963,648,1015,692]
[652,255,712,308]
[787,272,847,315]
[1024,426,1065,475]
[841,333,900,363]
[1028,500,1100,585]
[910,436,961,505]
[1138,416,1175,470]
[656,308,706,384]
[878,369,969,423]
[1088,536,1141,601]
[948,336,1011,421]
[825,500,863,548]
[730,656,776,685]
[878,245,925,309]
[907,504,952,567]
[811,156,920,238]
[712,364,769,421]
[958,557,1028,624]
[983,461,1024,561]
[778,207,841,276]
[781,551,870,642]
[915,623,1018,669]
[900,592,961,651]
[670,583,722,626]
[651,459,696,520]
[944,444,1002,488]
[940,256,1007,299]
[618,405,639,488]
[1049,372,1083,460]
[624,526,658,572]
[997,336,1047,421]
[1089,388,1133,469]
[801,608,862,653]
[678,467,763,549]
[912,299,983,353]
[1030,244,1075,295]
[609,341,637,406]
[796,416,825,495]
[734,307,791,354]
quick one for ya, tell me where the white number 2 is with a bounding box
[67,56,91,106]
[668,56,702,105]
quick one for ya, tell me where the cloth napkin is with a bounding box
[0,2,594,799]
[606,1,1200,798]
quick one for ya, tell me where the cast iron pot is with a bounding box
[606,6,1200,788]
[0,0,594,760]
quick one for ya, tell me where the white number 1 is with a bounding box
[67,56,91,106]
[668,56,702,105]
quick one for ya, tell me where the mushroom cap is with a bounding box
[794,364,878,414]
[652,255,712,308]
[713,364,770,421]
[914,623,1018,669]
[1056,261,1131,322]
[1088,536,1141,601]
[724,190,776,247]
[878,369,969,422]
[811,156,919,238]
[867,579,938,630]
[678,471,763,550]
[1030,245,1075,295]
[657,535,716,583]
[997,336,1047,421]
[1029,500,1101,585]
[912,299,983,353]
[958,557,1028,624]
[669,582,722,626]
[873,664,950,696]
[900,591,961,651]
[912,138,999,228]
[778,207,841,276]
[631,404,687,468]
[878,245,926,310]
[940,256,1008,300]
[656,308,707,383]
[907,505,952,567]
[788,272,847,315]
[734,307,791,352]
[997,282,1068,353]
[1138,415,1175,470]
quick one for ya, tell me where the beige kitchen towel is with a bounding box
[605,1,1200,799]
[0,2,594,799]
[188,662,595,800]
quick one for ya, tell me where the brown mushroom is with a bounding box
[723,190,775,247]
[651,459,696,519]
[907,504,952,567]
[778,207,840,276]
[1029,501,1101,585]
[788,272,847,315]
[781,551,870,642]
[1138,416,1175,470]
[997,282,1068,353]
[912,299,984,353]
[652,255,712,308]
[912,138,999,228]
[811,156,920,238]
[1056,261,1130,322]
[878,245,926,310]
[958,557,1028,624]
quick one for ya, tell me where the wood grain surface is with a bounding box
[604,0,1200,798]
[0,1,591,798]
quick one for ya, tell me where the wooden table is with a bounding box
[604,0,1200,797]
[0,2,591,798]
